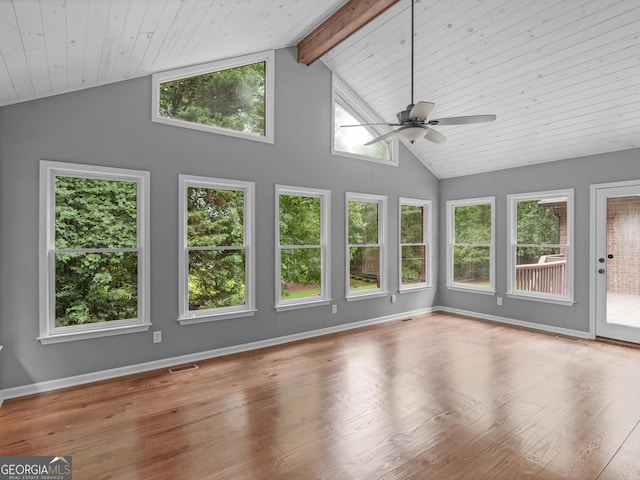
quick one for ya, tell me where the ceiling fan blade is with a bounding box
[364,129,398,145]
[409,101,435,120]
[341,122,400,127]
[429,114,497,126]
[424,127,446,144]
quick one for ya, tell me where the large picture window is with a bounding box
[276,185,331,311]
[446,197,495,294]
[178,175,255,324]
[507,189,574,305]
[332,76,398,166]
[152,51,274,143]
[39,161,150,344]
[346,193,388,300]
[399,198,432,291]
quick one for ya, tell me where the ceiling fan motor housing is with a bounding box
[397,106,415,124]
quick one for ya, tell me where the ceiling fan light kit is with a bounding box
[341,0,496,145]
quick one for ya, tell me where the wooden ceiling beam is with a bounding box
[297,0,400,66]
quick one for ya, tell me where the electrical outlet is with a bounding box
[497,297,503,306]
[391,294,397,303]
[331,304,337,314]
[153,331,162,343]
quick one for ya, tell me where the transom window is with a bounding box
[152,51,274,143]
[332,76,398,166]
[39,161,150,344]
[275,185,331,311]
[399,198,432,291]
[178,175,255,324]
[507,189,574,305]
[346,192,388,300]
[446,197,495,294]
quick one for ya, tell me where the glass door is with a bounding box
[595,183,640,342]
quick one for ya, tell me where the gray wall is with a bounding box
[437,148,640,333]
[0,48,439,390]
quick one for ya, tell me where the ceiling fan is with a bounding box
[341,0,496,145]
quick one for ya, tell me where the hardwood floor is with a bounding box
[3,312,640,479]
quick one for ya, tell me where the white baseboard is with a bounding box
[435,305,593,339]
[1,308,435,401]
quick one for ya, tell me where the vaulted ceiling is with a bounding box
[1,0,639,178]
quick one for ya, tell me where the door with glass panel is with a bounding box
[594,182,640,343]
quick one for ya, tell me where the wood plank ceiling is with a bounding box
[0,0,639,178]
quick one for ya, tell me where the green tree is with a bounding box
[159,62,266,135]
[54,177,139,326]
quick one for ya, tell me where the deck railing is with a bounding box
[516,256,566,295]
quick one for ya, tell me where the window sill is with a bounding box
[399,284,433,294]
[506,292,575,306]
[38,323,151,345]
[445,284,496,296]
[275,299,332,312]
[177,309,257,325]
[345,290,389,302]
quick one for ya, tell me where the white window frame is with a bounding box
[275,185,332,311]
[178,175,256,325]
[152,50,275,144]
[38,161,151,344]
[507,189,575,306]
[332,75,399,166]
[399,197,432,292]
[446,197,496,295]
[346,192,388,301]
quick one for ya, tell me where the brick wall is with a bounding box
[607,197,640,295]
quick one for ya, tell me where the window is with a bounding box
[39,161,150,344]
[446,197,495,294]
[346,193,388,300]
[152,51,274,143]
[178,175,255,324]
[507,189,574,305]
[399,198,432,291]
[332,76,398,165]
[276,186,331,311]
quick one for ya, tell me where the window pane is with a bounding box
[401,205,424,243]
[55,176,137,249]
[334,101,389,160]
[55,252,138,327]
[159,62,266,136]
[515,247,567,295]
[454,204,492,244]
[402,245,426,285]
[279,195,321,246]
[187,187,244,247]
[188,250,246,311]
[280,248,322,301]
[517,199,566,245]
[348,201,379,244]
[453,246,491,285]
[349,246,380,291]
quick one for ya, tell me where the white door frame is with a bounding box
[589,179,640,340]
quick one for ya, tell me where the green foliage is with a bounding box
[54,177,139,326]
[453,203,492,283]
[186,187,246,310]
[516,200,562,264]
[159,62,266,135]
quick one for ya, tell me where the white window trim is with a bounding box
[275,185,332,312]
[332,74,399,166]
[445,196,496,295]
[346,192,388,301]
[399,197,433,292]
[152,50,275,144]
[178,175,256,325]
[506,188,575,306]
[38,161,151,344]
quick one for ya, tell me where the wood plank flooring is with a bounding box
[3,312,640,479]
